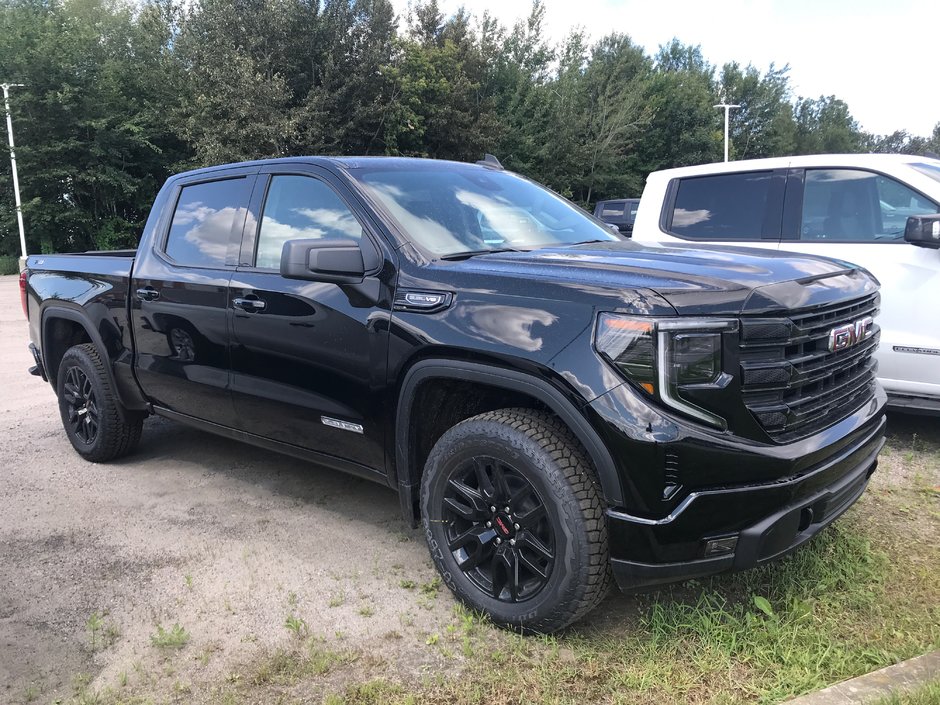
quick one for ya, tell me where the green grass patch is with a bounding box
[0,255,19,275]
[324,509,938,705]
[150,623,190,650]
[874,678,940,705]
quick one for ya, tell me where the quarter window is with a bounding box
[165,178,250,268]
[800,169,939,241]
[668,172,774,239]
[255,176,363,269]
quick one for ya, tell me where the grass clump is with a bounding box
[873,679,940,705]
[150,623,190,650]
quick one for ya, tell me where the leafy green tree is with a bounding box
[793,95,863,154]
[633,40,722,173]
[0,0,186,253]
[718,62,796,159]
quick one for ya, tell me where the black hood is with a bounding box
[452,240,878,316]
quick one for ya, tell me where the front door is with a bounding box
[228,166,394,473]
[778,167,940,399]
[131,170,256,426]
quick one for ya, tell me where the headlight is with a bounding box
[595,314,736,429]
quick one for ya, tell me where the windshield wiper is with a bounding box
[439,247,525,261]
[563,239,615,246]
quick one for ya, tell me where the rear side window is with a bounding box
[600,202,625,217]
[165,178,251,268]
[668,172,774,239]
[255,175,363,269]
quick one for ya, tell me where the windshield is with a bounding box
[351,164,619,257]
[911,161,940,185]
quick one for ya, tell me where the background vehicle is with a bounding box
[22,156,885,632]
[594,198,640,235]
[633,154,940,413]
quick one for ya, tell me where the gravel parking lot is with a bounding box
[0,274,467,702]
[1,273,937,705]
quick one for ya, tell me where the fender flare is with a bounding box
[395,359,625,524]
[39,305,144,413]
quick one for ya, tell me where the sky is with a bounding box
[390,0,940,138]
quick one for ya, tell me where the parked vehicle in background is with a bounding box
[22,156,886,632]
[594,198,640,235]
[633,154,940,414]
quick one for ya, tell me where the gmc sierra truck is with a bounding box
[22,156,887,632]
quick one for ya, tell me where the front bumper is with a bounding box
[588,384,887,591]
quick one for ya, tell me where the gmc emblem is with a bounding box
[827,316,874,352]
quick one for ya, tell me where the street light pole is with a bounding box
[713,102,740,162]
[2,83,27,261]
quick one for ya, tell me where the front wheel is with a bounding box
[56,343,144,462]
[421,408,611,633]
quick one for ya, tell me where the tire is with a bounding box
[56,343,144,462]
[421,408,611,633]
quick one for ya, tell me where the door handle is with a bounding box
[136,287,160,302]
[233,297,266,312]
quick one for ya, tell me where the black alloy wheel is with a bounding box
[56,343,144,462]
[62,365,99,445]
[443,455,555,602]
[422,408,611,633]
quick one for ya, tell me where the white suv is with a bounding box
[633,154,940,413]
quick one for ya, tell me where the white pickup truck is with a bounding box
[632,154,940,413]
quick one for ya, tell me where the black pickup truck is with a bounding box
[22,156,887,632]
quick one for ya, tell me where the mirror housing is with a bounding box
[280,238,379,283]
[904,214,940,249]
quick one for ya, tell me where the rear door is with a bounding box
[227,164,394,474]
[779,167,940,399]
[131,168,256,425]
[651,169,786,249]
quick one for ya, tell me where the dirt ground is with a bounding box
[0,273,936,705]
[0,273,471,703]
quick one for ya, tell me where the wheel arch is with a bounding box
[40,305,146,413]
[395,359,625,525]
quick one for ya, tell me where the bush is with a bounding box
[0,256,19,275]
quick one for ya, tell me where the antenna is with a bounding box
[476,153,503,169]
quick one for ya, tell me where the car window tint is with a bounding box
[601,203,625,217]
[669,172,772,239]
[165,178,250,268]
[800,169,939,242]
[255,175,363,269]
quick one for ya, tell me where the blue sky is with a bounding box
[392,0,940,138]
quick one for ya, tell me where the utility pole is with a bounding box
[714,102,740,162]
[2,83,27,263]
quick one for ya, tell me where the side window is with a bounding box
[600,202,625,217]
[800,169,939,241]
[255,175,364,269]
[165,178,250,268]
[668,171,774,239]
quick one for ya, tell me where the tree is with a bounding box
[793,95,864,154]
[718,62,796,159]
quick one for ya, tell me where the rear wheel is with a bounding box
[56,343,144,462]
[421,408,611,632]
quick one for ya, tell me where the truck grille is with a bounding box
[738,293,880,442]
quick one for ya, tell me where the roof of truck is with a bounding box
[650,153,940,179]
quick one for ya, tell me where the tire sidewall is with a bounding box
[56,347,110,460]
[422,422,591,630]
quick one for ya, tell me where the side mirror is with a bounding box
[280,238,379,283]
[904,214,940,249]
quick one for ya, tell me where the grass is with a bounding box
[316,415,939,705]
[150,623,190,650]
[874,678,940,705]
[0,255,18,276]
